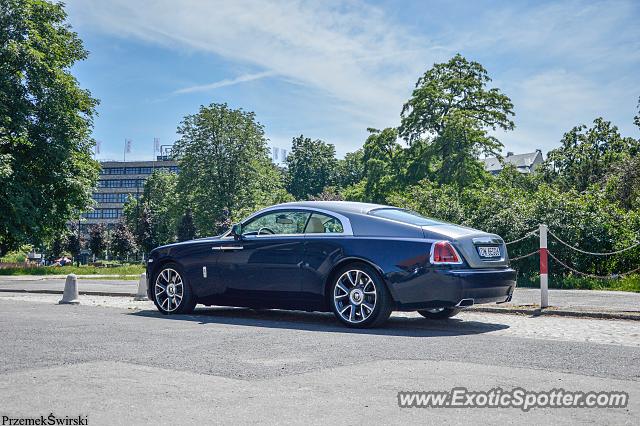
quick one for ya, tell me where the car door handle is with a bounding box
[212,246,244,251]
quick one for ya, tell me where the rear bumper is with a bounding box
[389,267,516,311]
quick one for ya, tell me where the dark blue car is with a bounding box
[146,201,516,328]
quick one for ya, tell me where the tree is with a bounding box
[65,223,83,266]
[141,171,180,245]
[123,171,181,251]
[110,221,137,261]
[334,149,364,189]
[635,96,640,130]
[0,0,100,254]
[543,118,639,192]
[431,112,499,187]
[309,187,344,201]
[604,154,640,210]
[285,135,337,199]
[174,103,287,235]
[135,204,154,253]
[49,233,68,259]
[176,208,196,242]
[88,223,108,259]
[399,54,514,187]
[361,128,404,203]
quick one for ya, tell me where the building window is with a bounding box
[101,167,124,175]
[101,208,121,219]
[82,211,100,219]
[92,193,138,203]
[98,179,145,188]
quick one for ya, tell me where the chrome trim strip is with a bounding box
[212,246,244,251]
[224,205,354,237]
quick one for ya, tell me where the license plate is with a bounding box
[478,246,501,258]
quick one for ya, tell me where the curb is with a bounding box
[0,288,135,298]
[0,275,139,281]
[469,306,640,321]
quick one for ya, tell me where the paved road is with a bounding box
[1,276,639,313]
[0,294,638,424]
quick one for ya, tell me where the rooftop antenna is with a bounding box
[124,138,132,162]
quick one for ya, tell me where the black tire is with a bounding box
[152,262,197,315]
[417,307,461,319]
[329,262,393,328]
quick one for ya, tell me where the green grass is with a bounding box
[517,273,640,292]
[0,264,145,276]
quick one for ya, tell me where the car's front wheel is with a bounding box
[417,307,461,319]
[330,263,393,328]
[152,263,197,315]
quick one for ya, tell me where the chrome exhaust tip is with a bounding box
[456,298,475,308]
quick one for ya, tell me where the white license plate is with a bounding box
[478,246,501,258]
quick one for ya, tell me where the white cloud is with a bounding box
[173,71,275,94]
[66,0,639,156]
[66,0,440,130]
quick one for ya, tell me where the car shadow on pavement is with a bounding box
[130,307,509,337]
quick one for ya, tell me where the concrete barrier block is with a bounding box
[134,272,149,301]
[58,274,80,305]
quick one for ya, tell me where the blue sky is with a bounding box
[65,0,640,161]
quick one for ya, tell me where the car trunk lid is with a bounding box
[421,224,510,268]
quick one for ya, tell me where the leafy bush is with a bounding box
[0,245,33,263]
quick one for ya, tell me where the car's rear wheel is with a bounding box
[417,307,461,319]
[330,263,392,328]
[152,263,197,315]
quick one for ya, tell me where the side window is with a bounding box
[242,211,310,236]
[304,213,344,234]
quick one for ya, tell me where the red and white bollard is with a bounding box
[539,224,549,308]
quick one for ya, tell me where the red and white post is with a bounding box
[539,224,549,308]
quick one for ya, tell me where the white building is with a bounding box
[482,150,544,175]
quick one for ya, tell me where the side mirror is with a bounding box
[230,223,243,240]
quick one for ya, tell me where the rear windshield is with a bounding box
[369,208,441,226]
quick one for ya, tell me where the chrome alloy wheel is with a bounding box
[154,268,184,313]
[333,269,377,324]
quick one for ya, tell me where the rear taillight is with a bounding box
[430,241,462,264]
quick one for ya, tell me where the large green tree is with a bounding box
[110,221,137,261]
[399,54,514,187]
[334,149,364,189]
[360,128,404,203]
[123,171,180,252]
[543,118,639,192]
[65,223,83,266]
[174,103,288,235]
[88,223,108,259]
[0,0,99,254]
[285,135,337,199]
[176,208,196,242]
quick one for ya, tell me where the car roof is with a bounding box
[275,201,391,215]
